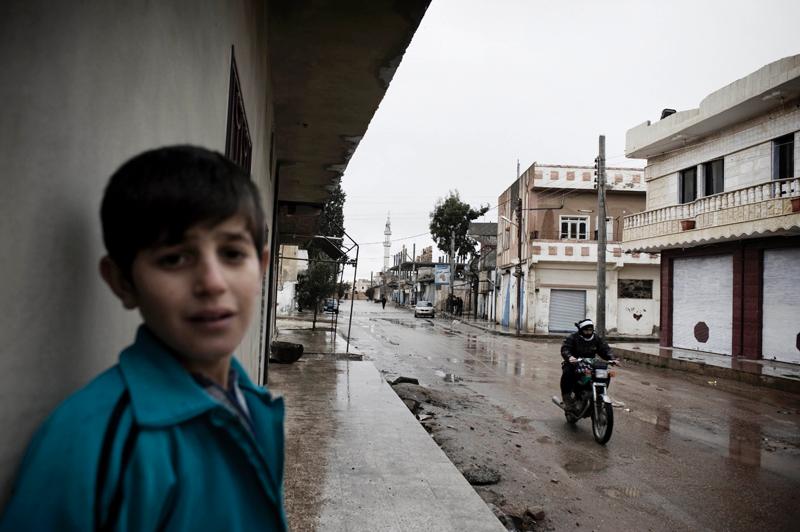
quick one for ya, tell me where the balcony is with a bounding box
[623,177,800,252]
[529,240,660,266]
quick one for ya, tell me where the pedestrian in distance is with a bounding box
[559,318,615,412]
[381,295,387,309]
[0,146,287,531]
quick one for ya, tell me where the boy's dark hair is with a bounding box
[101,145,266,279]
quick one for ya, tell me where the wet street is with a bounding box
[342,300,800,532]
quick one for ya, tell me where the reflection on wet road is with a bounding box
[346,301,800,532]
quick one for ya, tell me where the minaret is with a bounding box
[383,213,392,272]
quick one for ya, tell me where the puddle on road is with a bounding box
[372,318,434,330]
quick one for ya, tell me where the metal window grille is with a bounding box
[225,47,252,173]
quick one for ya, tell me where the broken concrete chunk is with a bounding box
[391,376,420,385]
[463,465,501,485]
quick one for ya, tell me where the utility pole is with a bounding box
[515,196,523,336]
[412,243,417,305]
[596,135,607,335]
[449,230,455,314]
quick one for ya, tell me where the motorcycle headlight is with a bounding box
[594,369,608,379]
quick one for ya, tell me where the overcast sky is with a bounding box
[341,0,800,280]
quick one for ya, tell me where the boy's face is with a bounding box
[102,215,267,364]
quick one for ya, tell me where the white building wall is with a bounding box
[644,105,800,210]
[762,248,800,364]
[0,0,273,505]
[644,172,678,211]
[672,255,733,355]
[724,142,773,190]
[617,264,661,336]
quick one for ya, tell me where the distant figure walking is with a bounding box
[381,295,387,309]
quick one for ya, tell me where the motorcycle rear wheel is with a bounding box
[591,401,614,444]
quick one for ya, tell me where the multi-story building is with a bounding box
[496,163,660,334]
[623,55,800,364]
[0,0,430,504]
[468,222,498,320]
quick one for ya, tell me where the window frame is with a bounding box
[559,215,589,240]
[703,158,724,196]
[772,133,795,181]
[679,166,697,204]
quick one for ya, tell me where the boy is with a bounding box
[0,146,287,531]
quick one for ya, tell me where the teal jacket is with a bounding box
[0,326,287,531]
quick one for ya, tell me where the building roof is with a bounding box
[271,0,430,243]
[626,54,800,159]
[469,222,498,237]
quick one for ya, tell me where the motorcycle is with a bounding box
[551,357,618,445]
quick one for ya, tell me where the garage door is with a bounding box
[762,248,800,364]
[549,289,586,333]
[673,255,732,355]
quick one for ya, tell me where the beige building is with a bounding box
[623,55,800,364]
[496,163,660,335]
[0,0,429,504]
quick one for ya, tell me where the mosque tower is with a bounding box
[383,213,391,272]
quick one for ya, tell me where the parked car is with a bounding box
[414,301,435,318]
[323,298,339,314]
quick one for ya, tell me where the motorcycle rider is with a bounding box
[560,318,614,411]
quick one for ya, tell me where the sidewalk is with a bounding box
[268,320,505,531]
[612,342,800,394]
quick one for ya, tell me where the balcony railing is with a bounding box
[623,177,800,243]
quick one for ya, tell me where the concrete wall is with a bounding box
[0,0,274,504]
[644,105,800,210]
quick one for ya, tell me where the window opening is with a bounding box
[773,134,794,180]
[679,167,697,204]
[618,279,653,299]
[703,159,724,196]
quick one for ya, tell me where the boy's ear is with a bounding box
[99,256,139,309]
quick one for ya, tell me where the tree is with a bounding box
[296,182,347,328]
[318,182,346,240]
[365,286,375,301]
[295,260,337,329]
[429,191,489,257]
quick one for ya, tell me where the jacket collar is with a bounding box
[118,325,269,427]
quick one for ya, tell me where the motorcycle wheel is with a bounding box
[591,401,614,445]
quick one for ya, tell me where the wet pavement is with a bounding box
[268,318,505,531]
[341,301,800,532]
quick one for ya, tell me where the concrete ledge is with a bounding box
[270,359,505,531]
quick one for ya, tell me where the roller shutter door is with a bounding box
[762,248,800,364]
[549,289,586,332]
[673,255,732,355]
